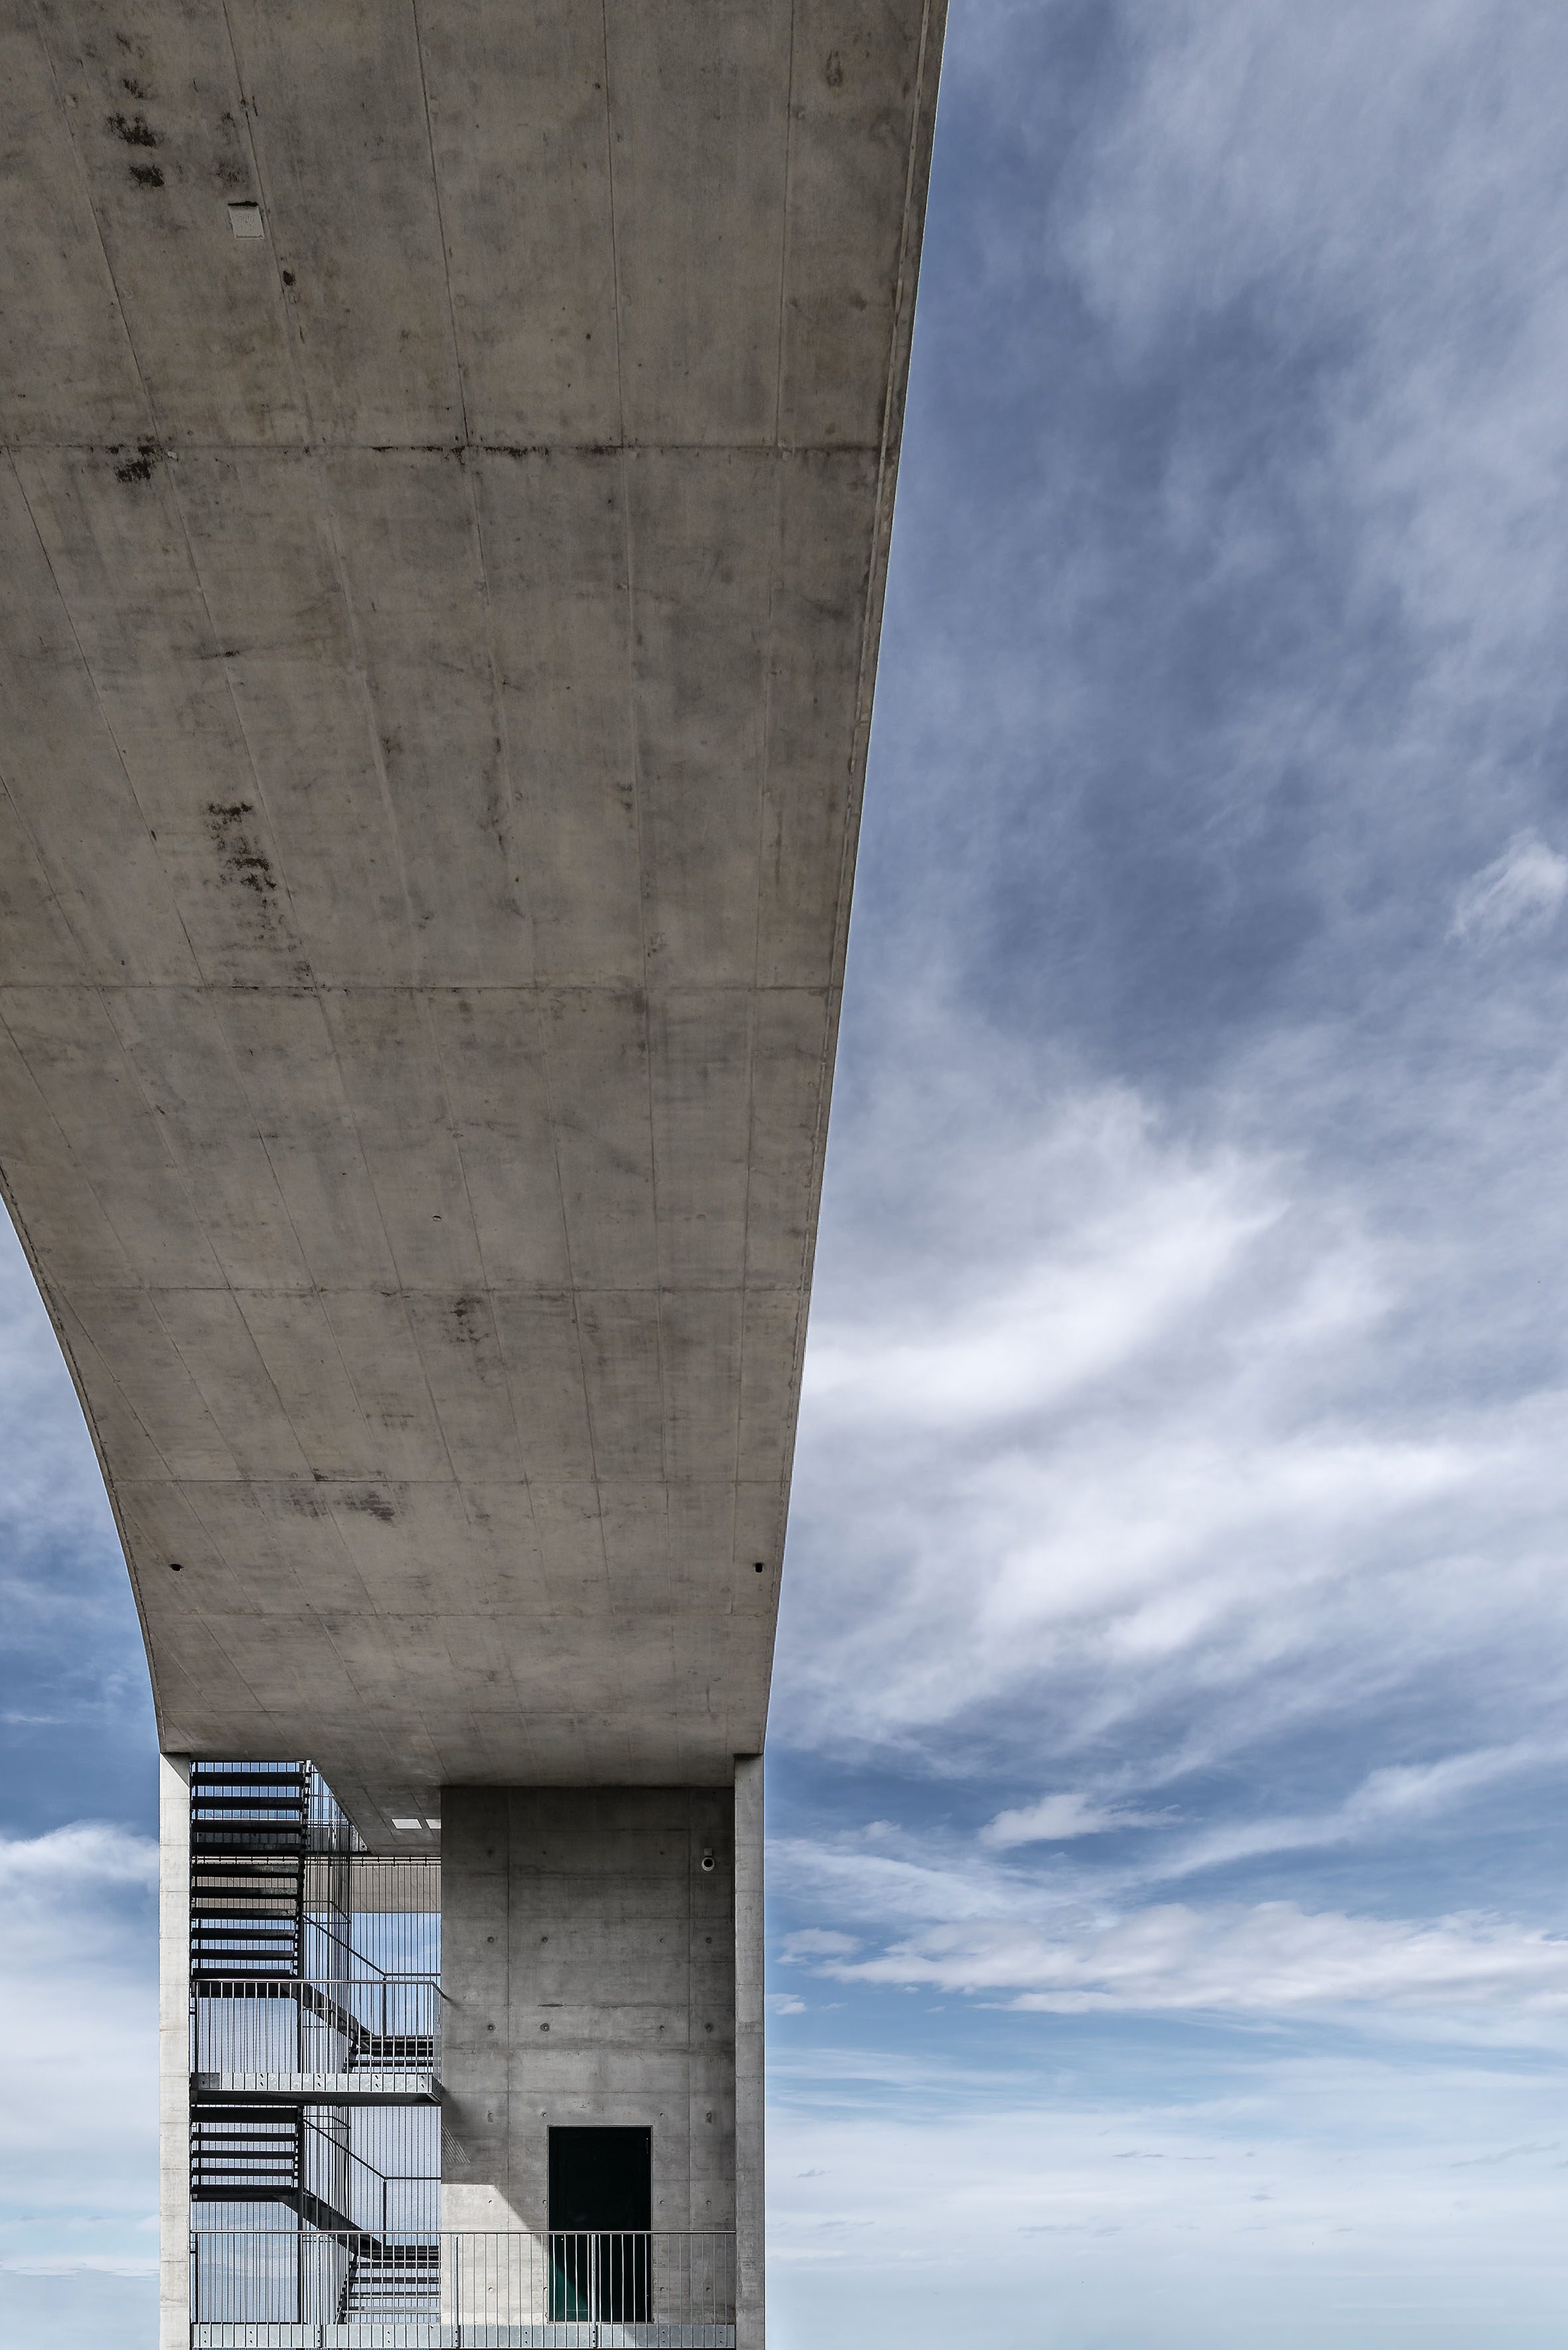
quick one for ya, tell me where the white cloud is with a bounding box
[802,1143,1278,1430]
[785,1072,1568,1770]
[0,1822,157,1894]
[1146,1741,1564,1884]
[0,1219,147,1746]
[771,1729,1568,1970]
[776,1784,1568,2037]
[773,1832,1024,1934]
[783,1929,863,1958]
[801,2,1568,2241]
[817,1898,1568,2020]
[1050,0,1561,350]
[0,1223,117,1553]
[1042,0,1568,785]
[0,2256,158,2278]
[1450,833,1568,946]
[981,1794,1166,1849]
[765,2060,1568,2348]
[0,1825,157,2233]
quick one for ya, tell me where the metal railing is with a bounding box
[190,2230,736,2345]
[302,1871,439,1982]
[299,2113,438,2237]
[306,1764,365,1855]
[192,1979,441,2088]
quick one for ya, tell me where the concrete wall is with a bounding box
[158,1754,191,2350]
[441,1788,737,2238]
[0,0,948,1833]
[734,1757,766,2349]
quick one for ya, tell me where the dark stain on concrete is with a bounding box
[207,801,279,900]
[108,111,159,145]
[339,1489,398,1524]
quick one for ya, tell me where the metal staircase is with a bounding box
[190,2104,300,2207]
[337,2240,440,2321]
[187,1759,442,2341]
[189,1763,308,2217]
[189,1762,307,1977]
[296,1979,437,2074]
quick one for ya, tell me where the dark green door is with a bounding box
[548,2128,652,2321]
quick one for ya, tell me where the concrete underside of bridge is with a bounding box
[3,9,943,2341]
[0,0,944,1837]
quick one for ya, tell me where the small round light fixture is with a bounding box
[701,1847,716,1873]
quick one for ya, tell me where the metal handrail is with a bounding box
[305,1913,388,1980]
[189,2228,737,2337]
[190,1977,441,2083]
[296,2116,435,2240]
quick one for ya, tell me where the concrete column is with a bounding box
[734,1755,765,2350]
[159,1754,191,2350]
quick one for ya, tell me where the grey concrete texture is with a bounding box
[441,1786,737,2235]
[733,1758,765,2348]
[158,1754,190,2350]
[0,0,946,1831]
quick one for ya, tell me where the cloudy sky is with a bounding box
[8,3,1568,2344]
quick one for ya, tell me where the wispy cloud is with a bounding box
[802,1116,1280,1432]
[0,1226,118,1555]
[783,1930,864,1958]
[981,1794,1169,1849]
[0,2254,158,2278]
[766,2059,1568,2347]
[1450,833,1568,947]
[817,1901,1568,2019]
[785,1073,1568,1780]
[975,1746,1543,1872]
[0,1824,157,2255]
[776,1736,1568,2031]
[1143,1742,1568,1885]
[0,1823,157,1895]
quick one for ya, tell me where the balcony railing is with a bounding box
[190,2229,736,2346]
[192,1979,441,2102]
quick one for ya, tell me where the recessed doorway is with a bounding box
[548,2126,651,2320]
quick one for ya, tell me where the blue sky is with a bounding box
[8,3,1568,2343]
